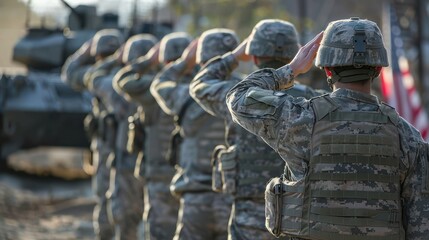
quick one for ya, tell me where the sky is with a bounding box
[19,0,167,26]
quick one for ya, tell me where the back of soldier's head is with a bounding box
[246,19,299,68]
[159,32,192,63]
[196,28,239,65]
[315,17,388,85]
[122,34,157,63]
[91,29,123,59]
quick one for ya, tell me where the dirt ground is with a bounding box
[0,148,95,240]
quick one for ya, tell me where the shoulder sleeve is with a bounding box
[150,60,192,115]
[227,69,315,167]
[399,119,429,240]
[190,53,240,118]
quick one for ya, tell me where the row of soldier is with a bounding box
[62,17,429,240]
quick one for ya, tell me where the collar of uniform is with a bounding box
[330,88,380,105]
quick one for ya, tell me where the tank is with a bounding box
[0,2,110,165]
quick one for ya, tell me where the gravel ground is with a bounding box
[0,148,96,240]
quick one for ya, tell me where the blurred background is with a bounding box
[0,0,428,239]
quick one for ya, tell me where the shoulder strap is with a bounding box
[310,94,339,121]
[379,102,400,127]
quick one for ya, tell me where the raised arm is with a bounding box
[150,39,198,115]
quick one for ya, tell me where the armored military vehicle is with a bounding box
[0,1,112,167]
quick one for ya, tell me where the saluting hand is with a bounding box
[232,38,251,62]
[289,31,323,76]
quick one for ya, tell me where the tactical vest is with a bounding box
[144,104,176,180]
[170,102,226,195]
[265,95,404,240]
[219,128,284,199]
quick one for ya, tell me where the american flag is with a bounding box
[380,5,429,140]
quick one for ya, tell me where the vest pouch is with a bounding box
[166,127,183,167]
[211,145,227,192]
[219,147,238,194]
[265,177,306,238]
[126,116,145,154]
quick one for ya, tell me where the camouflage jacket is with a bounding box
[226,65,429,239]
[151,59,226,193]
[191,53,319,198]
[86,58,138,169]
[61,43,95,92]
[113,64,175,180]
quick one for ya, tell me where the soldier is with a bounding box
[113,32,190,240]
[226,17,429,239]
[190,20,319,240]
[150,28,239,240]
[62,29,123,240]
[84,34,157,240]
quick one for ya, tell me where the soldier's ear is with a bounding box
[324,67,332,78]
[253,56,259,66]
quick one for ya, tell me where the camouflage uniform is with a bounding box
[226,18,429,240]
[190,20,318,240]
[85,34,157,240]
[113,33,190,240]
[150,29,240,240]
[62,29,123,240]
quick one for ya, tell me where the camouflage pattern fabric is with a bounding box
[245,19,299,59]
[85,50,145,240]
[173,192,232,240]
[92,140,115,240]
[90,29,123,58]
[228,199,288,240]
[226,66,429,239]
[143,181,179,240]
[150,55,230,238]
[113,55,179,240]
[61,38,117,240]
[61,41,95,91]
[191,52,317,239]
[159,32,192,63]
[316,18,388,68]
[107,157,144,240]
[122,34,157,64]
[196,28,239,64]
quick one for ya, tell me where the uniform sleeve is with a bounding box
[150,59,192,115]
[113,65,155,105]
[226,66,314,178]
[190,53,240,118]
[61,42,94,91]
[399,121,429,240]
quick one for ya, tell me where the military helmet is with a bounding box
[315,17,388,68]
[159,32,192,63]
[122,34,157,63]
[246,19,299,59]
[196,28,239,64]
[90,29,123,58]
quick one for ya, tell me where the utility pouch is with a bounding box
[104,113,118,149]
[265,177,306,238]
[219,146,238,195]
[127,115,145,154]
[166,127,183,166]
[211,145,227,192]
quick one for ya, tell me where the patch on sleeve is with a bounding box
[238,88,286,117]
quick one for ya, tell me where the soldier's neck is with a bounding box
[333,80,371,94]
